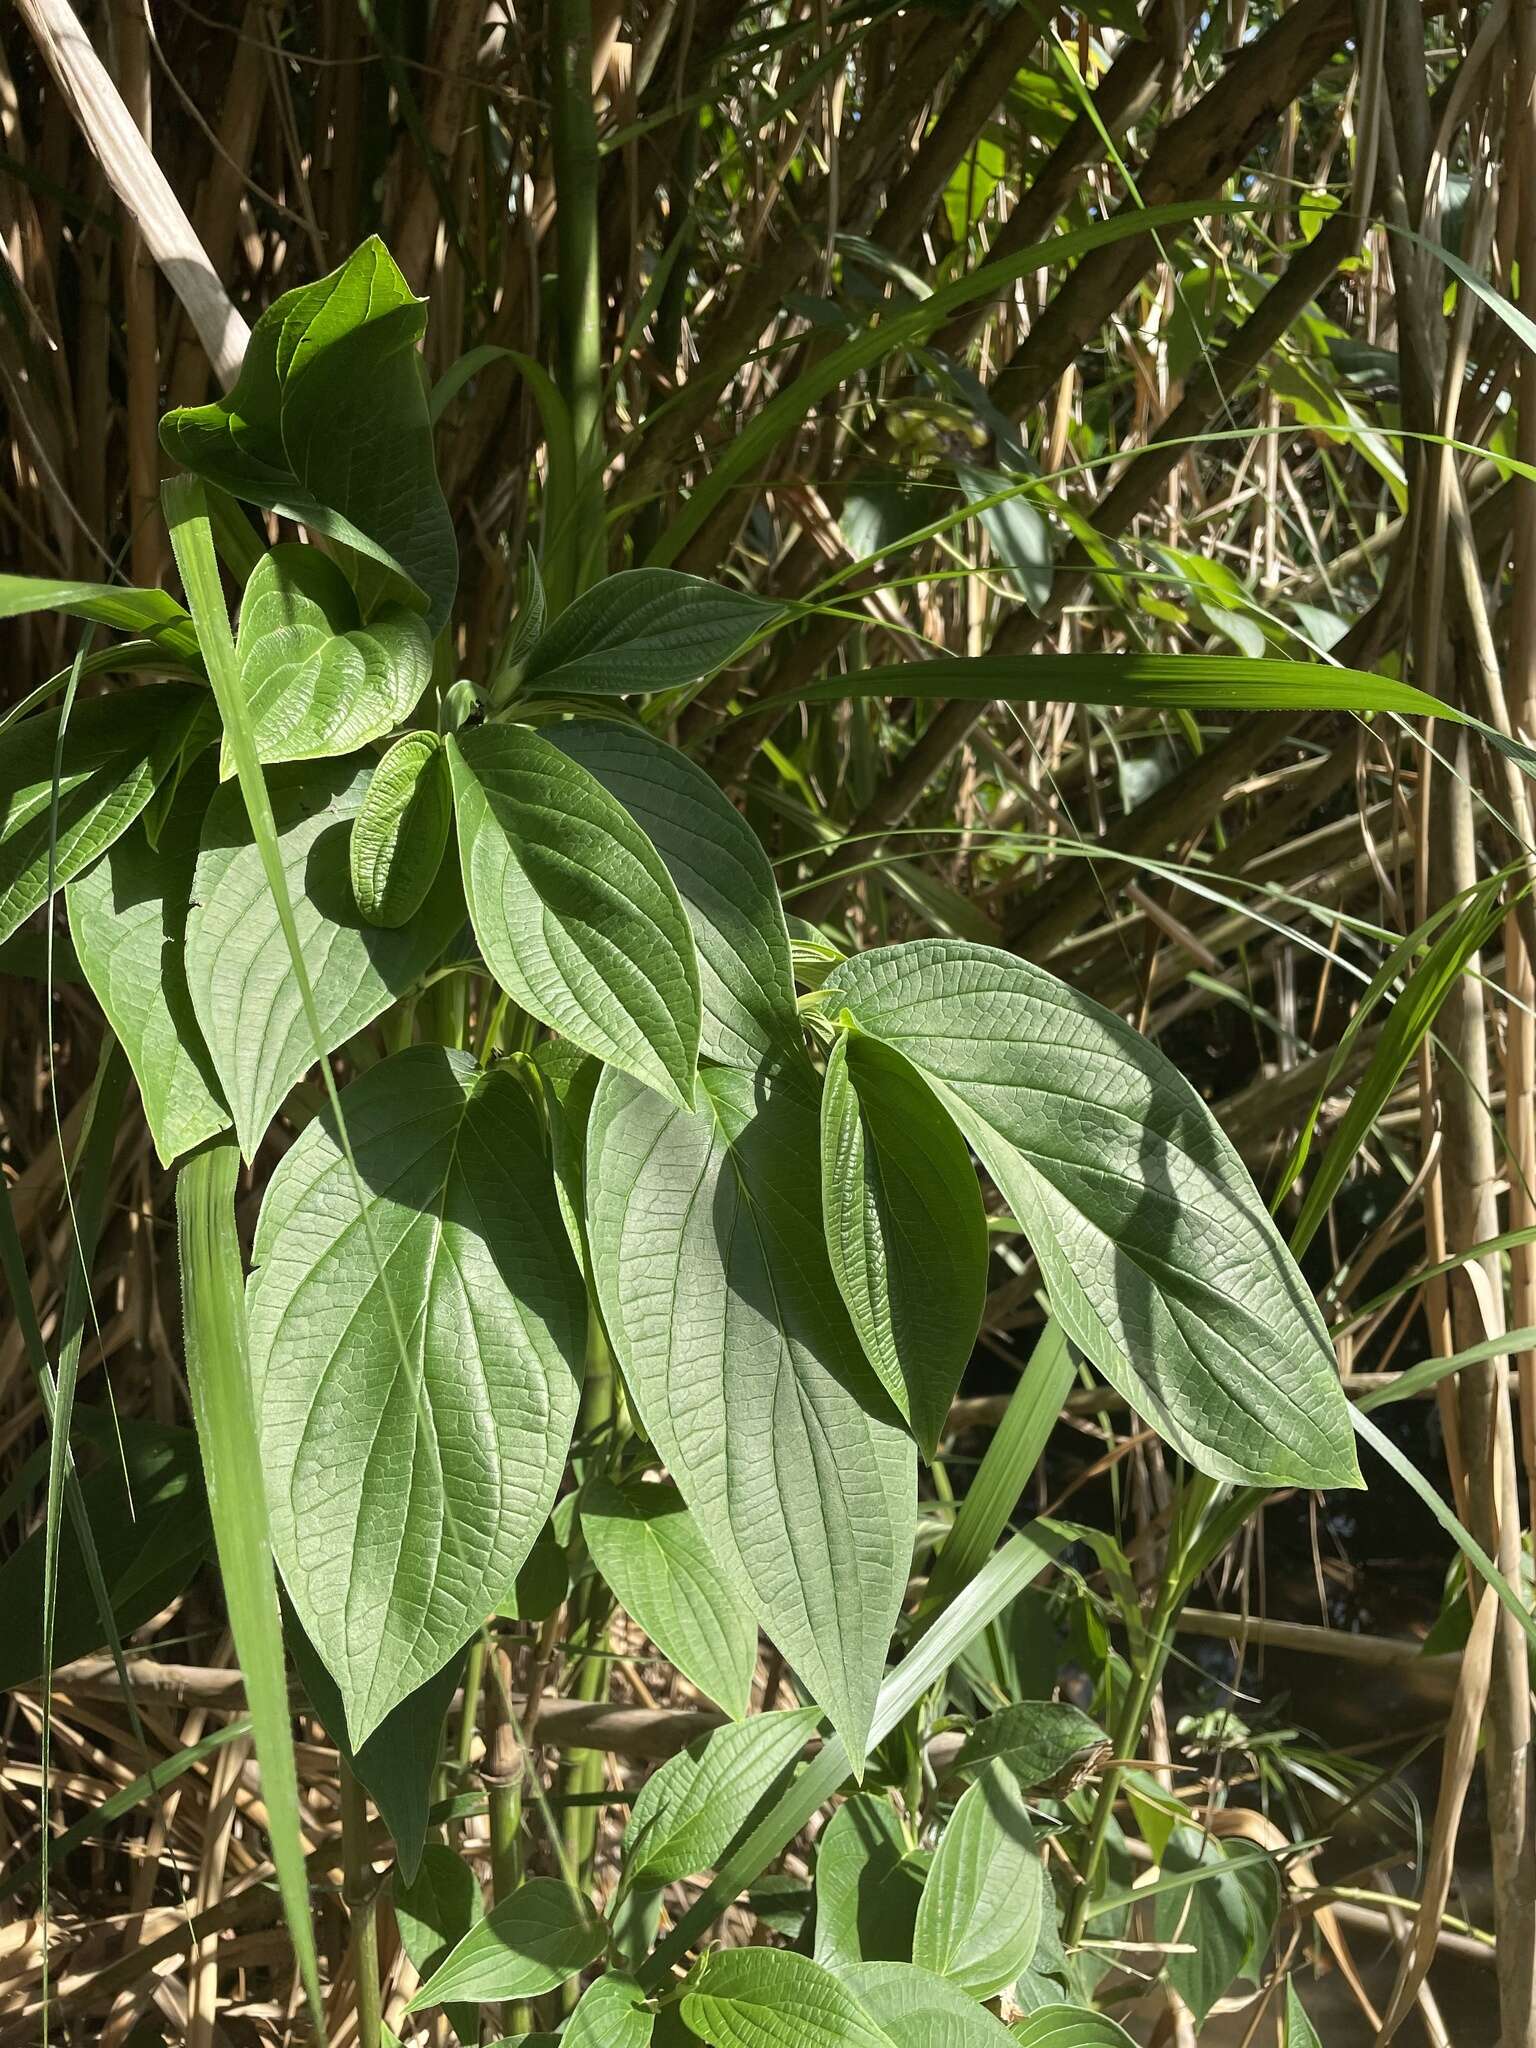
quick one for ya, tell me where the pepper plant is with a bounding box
[4,240,1383,2045]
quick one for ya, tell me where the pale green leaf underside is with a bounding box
[524,568,779,695]
[186,756,462,1158]
[623,1707,819,1892]
[248,1046,586,1742]
[1010,2007,1136,2048]
[912,1767,1044,1998]
[582,1475,759,1719]
[837,1962,1017,2047]
[350,729,452,928]
[821,1033,987,1458]
[681,1949,894,2048]
[565,1971,655,2048]
[0,684,210,945]
[826,940,1359,1491]
[231,544,432,772]
[586,1060,914,1758]
[449,722,701,1108]
[66,758,229,1166]
[407,1877,604,2010]
[546,718,800,1068]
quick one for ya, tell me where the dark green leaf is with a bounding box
[0,684,211,945]
[161,238,458,633]
[953,1702,1109,1795]
[825,942,1359,1490]
[545,719,800,1068]
[821,1033,986,1458]
[523,571,779,696]
[813,1796,926,1967]
[1152,1829,1280,2025]
[449,722,701,1108]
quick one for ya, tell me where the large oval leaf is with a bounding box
[0,684,210,945]
[825,941,1358,1490]
[681,1950,892,2048]
[186,756,462,1158]
[582,1475,759,1719]
[231,544,432,771]
[248,1046,586,1742]
[586,1059,914,1758]
[522,569,779,696]
[448,722,701,1108]
[622,1707,820,1893]
[912,1766,1045,1998]
[67,755,229,1166]
[821,1033,987,1458]
[545,718,799,1068]
[837,1962,1016,2047]
[405,1877,605,2010]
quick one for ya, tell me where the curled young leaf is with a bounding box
[349,729,452,928]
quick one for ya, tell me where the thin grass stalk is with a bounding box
[548,0,605,597]
[339,1761,382,2048]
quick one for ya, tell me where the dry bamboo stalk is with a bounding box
[15,0,248,391]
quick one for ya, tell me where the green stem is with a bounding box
[548,0,604,596]
[1064,1473,1218,1948]
[340,1761,383,2048]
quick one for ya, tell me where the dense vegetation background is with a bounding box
[2,0,1534,2041]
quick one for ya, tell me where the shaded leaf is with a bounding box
[523,570,779,696]
[407,1878,605,2010]
[821,1033,986,1457]
[587,1059,915,1758]
[953,1702,1109,1795]
[449,722,701,1109]
[813,1795,926,1967]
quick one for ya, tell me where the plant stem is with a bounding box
[340,1760,383,2048]
[1064,1473,1216,1948]
[547,0,604,596]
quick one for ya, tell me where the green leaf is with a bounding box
[248,1046,586,1742]
[566,1972,655,2048]
[813,1796,926,1967]
[837,1962,1016,2046]
[623,1707,820,1892]
[177,1140,326,2027]
[230,544,433,772]
[1151,1829,1279,2024]
[1010,2008,1135,2047]
[956,465,1052,613]
[498,1515,570,1621]
[393,1841,484,2043]
[66,756,230,1166]
[587,1060,915,1758]
[449,722,701,1108]
[0,684,211,945]
[953,1702,1109,1794]
[912,1766,1045,1998]
[1283,1980,1323,2048]
[820,1034,986,1459]
[582,1475,759,1719]
[545,719,800,1068]
[0,572,201,661]
[825,942,1359,1491]
[523,570,779,696]
[767,652,1451,718]
[0,1414,210,1690]
[186,755,462,1157]
[680,1950,893,2048]
[161,238,458,633]
[406,1878,605,2010]
[350,729,453,928]
[289,1615,466,1885]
